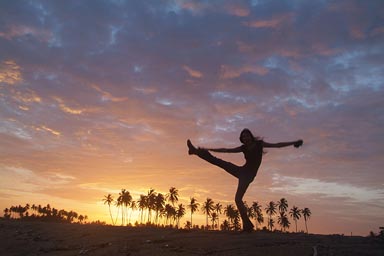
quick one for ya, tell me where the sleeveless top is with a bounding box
[241,140,263,172]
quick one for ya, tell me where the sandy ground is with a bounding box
[1,220,383,256]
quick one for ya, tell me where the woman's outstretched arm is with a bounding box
[205,146,243,153]
[263,140,303,148]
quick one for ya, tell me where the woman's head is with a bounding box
[239,128,256,144]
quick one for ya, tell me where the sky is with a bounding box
[1,0,383,236]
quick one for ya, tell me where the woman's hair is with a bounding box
[239,128,261,143]
[239,128,266,153]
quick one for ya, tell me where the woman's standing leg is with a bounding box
[235,178,254,231]
[188,139,253,230]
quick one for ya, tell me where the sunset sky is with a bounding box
[1,0,383,236]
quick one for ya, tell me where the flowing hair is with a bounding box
[239,128,261,143]
[239,128,266,153]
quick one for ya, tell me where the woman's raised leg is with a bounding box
[187,139,239,178]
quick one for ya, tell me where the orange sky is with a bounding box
[1,0,384,236]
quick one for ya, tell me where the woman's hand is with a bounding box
[294,140,303,148]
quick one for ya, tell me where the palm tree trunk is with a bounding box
[129,210,133,224]
[126,206,129,225]
[268,215,271,231]
[108,205,114,225]
[121,207,124,226]
[114,207,120,225]
[190,211,193,227]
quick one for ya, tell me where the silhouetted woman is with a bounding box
[187,128,303,232]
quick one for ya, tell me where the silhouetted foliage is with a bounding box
[101,187,312,233]
[2,203,88,224]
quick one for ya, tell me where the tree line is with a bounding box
[103,187,312,233]
[2,203,91,224]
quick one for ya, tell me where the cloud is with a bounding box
[224,2,250,17]
[0,25,52,42]
[270,174,384,205]
[245,13,293,29]
[39,125,61,137]
[90,84,127,103]
[52,97,85,115]
[10,87,42,105]
[0,166,75,193]
[183,65,203,78]
[220,64,269,79]
[0,60,23,85]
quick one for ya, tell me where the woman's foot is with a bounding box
[187,139,197,155]
[241,228,254,233]
[242,222,254,233]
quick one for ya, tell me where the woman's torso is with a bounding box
[241,140,263,172]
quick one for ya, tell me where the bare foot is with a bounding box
[187,139,197,155]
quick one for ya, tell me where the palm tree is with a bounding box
[38,204,42,217]
[213,202,222,230]
[58,209,67,221]
[176,204,185,228]
[302,208,311,233]
[224,204,237,230]
[43,204,52,217]
[265,201,277,231]
[129,201,137,224]
[221,219,230,231]
[154,193,165,225]
[277,198,288,214]
[67,210,78,223]
[78,215,85,223]
[117,189,125,225]
[167,187,179,206]
[3,208,10,219]
[138,194,147,224]
[210,212,218,229]
[45,204,51,216]
[201,198,214,229]
[31,204,37,216]
[52,207,58,218]
[289,206,301,232]
[268,218,275,231]
[277,212,290,232]
[25,204,30,217]
[116,192,123,225]
[187,197,199,228]
[251,201,264,230]
[164,203,176,226]
[117,189,132,225]
[122,190,132,225]
[244,201,255,226]
[146,188,156,223]
[102,194,115,225]
[233,210,241,231]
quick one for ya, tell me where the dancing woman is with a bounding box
[187,128,303,232]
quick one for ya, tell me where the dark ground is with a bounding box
[1,220,383,256]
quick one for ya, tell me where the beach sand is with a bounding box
[1,220,383,256]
